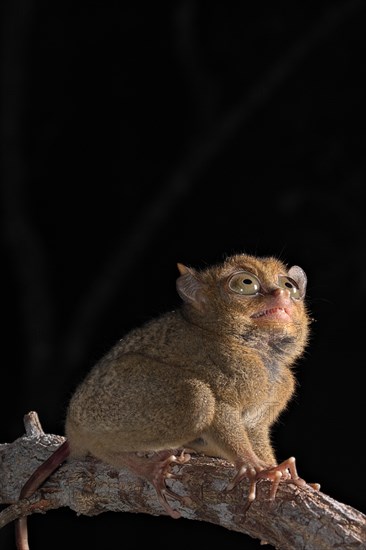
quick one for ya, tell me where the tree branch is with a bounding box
[1,412,365,549]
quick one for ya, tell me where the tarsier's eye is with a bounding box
[278,275,301,299]
[228,272,261,295]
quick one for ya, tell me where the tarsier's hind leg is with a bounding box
[99,448,191,519]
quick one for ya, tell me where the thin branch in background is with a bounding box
[172,0,219,127]
[0,0,54,383]
[61,0,364,374]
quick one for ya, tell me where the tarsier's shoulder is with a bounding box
[94,310,188,364]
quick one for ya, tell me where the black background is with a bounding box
[1,1,366,548]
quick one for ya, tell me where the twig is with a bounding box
[0,0,54,383]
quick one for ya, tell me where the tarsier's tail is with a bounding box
[15,440,70,550]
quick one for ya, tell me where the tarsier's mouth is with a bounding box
[250,307,291,321]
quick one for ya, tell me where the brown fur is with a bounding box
[66,253,310,470]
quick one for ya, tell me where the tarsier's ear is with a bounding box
[288,265,307,298]
[176,263,207,312]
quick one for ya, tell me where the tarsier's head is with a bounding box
[176,253,310,356]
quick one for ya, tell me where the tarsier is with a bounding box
[16,253,317,549]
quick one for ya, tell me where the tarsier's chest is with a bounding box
[236,364,287,430]
[205,352,277,405]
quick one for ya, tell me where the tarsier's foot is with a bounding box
[229,456,320,509]
[130,449,191,519]
[256,456,308,500]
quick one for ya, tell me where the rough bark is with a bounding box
[0,412,365,549]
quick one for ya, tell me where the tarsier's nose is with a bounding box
[267,287,293,309]
[271,287,290,297]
